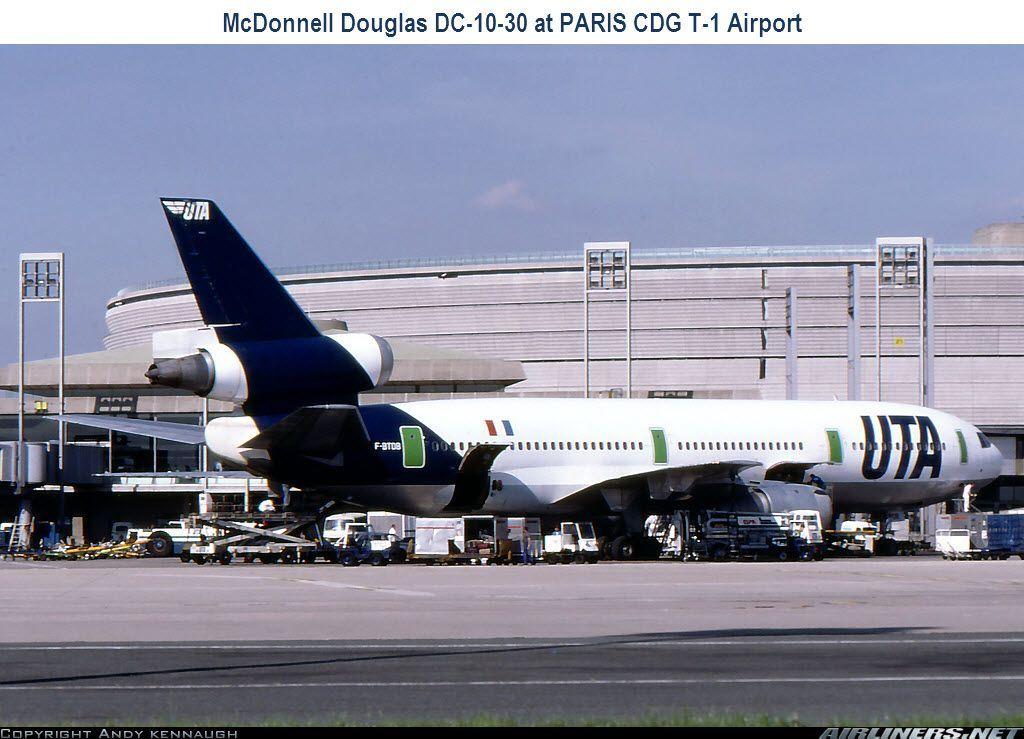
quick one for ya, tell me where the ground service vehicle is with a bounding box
[690,510,793,561]
[786,510,826,560]
[543,521,599,563]
[131,519,206,557]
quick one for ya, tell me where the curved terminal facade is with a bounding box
[106,244,1024,431]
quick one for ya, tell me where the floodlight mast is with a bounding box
[16,253,66,546]
[583,242,631,399]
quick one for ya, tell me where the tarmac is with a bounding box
[2,557,1023,723]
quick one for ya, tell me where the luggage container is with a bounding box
[935,513,1024,560]
[410,516,516,564]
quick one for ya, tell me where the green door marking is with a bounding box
[825,429,843,464]
[400,426,425,469]
[956,429,968,464]
[650,428,668,465]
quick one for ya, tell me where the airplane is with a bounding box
[60,198,1004,554]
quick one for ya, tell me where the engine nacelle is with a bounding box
[147,332,394,411]
[325,332,394,389]
[732,481,833,524]
[204,415,261,468]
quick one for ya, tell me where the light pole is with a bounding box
[17,253,65,547]
[583,242,631,398]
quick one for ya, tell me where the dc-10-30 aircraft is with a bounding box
[63,199,1003,550]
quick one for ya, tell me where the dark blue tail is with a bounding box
[160,198,320,344]
[156,197,392,418]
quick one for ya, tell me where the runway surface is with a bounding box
[3,557,1024,723]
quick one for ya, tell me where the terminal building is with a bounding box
[3,226,1024,536]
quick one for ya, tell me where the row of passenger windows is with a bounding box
[429,440,806,453]
[431,440,648,452]
[678,440,804,452]
[851,441,944,452]
[430,439,947,454]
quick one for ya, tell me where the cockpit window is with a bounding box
[977,432,993,449]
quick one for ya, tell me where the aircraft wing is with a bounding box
[547,459,762,503]
[49,414,206,445]
[550,457,830,503]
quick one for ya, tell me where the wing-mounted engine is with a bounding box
[703,480,833,523]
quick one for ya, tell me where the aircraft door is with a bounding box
[955,430,968,464]
[825,429,843,464]
[400,425,425,468]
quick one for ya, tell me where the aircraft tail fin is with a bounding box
[159,198,320,344]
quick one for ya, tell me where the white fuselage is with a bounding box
[380,397,1002,515]
[205,397,1003,517]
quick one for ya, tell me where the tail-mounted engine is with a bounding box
[147,327,393,412]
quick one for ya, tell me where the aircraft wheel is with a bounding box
[611,536,634,561]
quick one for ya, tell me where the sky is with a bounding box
[1,45,1022,363]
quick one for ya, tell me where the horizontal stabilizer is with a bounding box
[51,414,206,445]
[242,405,371,458]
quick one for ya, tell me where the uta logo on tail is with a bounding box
[163,200,210,221]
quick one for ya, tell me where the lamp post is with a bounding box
[583,242,631,398]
